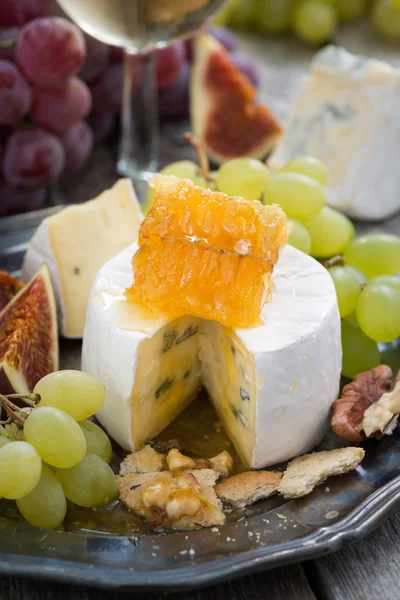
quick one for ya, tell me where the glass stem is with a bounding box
[117,48,160,179]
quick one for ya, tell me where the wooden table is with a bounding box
[2,23,400,599]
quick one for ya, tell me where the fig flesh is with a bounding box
[0,270,23,312]
[191,34,282,165]
[0,264,58,394]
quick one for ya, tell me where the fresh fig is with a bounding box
[190,34,282,165]
[0,270,23,312]
[0,264,58,394]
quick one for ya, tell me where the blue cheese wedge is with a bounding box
[82,243,341,469]
[270,46,400,221]
[22,180,143,339]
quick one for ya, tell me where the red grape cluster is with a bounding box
[0,0,259,217]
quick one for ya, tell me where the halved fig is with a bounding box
[0,264,58,394]
[190,34,282,165]
[0,270,23,312]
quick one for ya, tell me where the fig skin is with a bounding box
[0,265,58,394]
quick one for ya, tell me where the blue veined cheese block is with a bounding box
[270,45,400,221]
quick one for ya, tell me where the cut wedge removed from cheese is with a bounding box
[82,243,341,469]
[22,180,143,339]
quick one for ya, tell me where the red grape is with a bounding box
[229,51,260,88]
[16,0,65,24]
[16,17,85,87]
[208,26,239,52]
[109,45,123,63]
[87,111,115,143]
[0,28,19,62]
[156,43,185,89]
[60,121,94,172]
[0,60,31,125]
[183,39,193,62]
[2,128,65,188]
[0,0,18,27]
[90,63,123,113]
[0,180,46,217]
[31,76,92,133]
[159,61,189,119]
[79,34,110,83]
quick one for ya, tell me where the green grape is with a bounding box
[372,0,400,41]
[348,266,368,286]
[0,442,42,500]
[24,407,87,469]
[56,454,118,508]
[16,466,67,529]
[213,0,240,25]
[288,219,312,254]
[304,206,355,258]
[0,435,10,448]
[344,234,400,278]
[79,420,112,463]
[329,266,362,318]
[34,370,106,421]
[263,172,325,220]
[142,188,153,216]
[217,158,269,200]
[279,156,328,185]
[341,319,381,379]
[229,0,254,27]
[369,275,400,293]
[334,0,367,20]
[256,0,293,34]
[356,283,400,343]
[293,0,337,45]
[393,0,400,9]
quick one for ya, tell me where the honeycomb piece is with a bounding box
[140,175,288,263]
[129,176,288,328]
[128,237,273,329]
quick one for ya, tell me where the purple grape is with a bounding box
[156,43,185,89]
[90,63,123,113]
[229,50,260,88]
[109,45,123,63]
[0,28,19,62]
[2,128,65,188]
[0,0,18,27]
[207,26,239,52]
[60,120,94,172]
[0,60,31,125]
[31,76,92,133]
[16,0,65,24]
[183,38,193,62]
[0,180,46,217]
[16,17,86,87]
[159,60,189,119]
[79,33,110,83]
[87,111,115,143]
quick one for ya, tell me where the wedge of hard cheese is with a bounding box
[22,180,143,338]
[82,243,341,469]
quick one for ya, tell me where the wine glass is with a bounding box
[56,0,227,180]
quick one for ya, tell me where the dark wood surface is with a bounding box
[3,26,400,600]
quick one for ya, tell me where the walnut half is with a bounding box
[331,365,397,442]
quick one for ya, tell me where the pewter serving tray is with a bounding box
[1,26,400,591]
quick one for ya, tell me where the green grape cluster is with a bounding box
[0,370,117,530]
[215,0,400,46]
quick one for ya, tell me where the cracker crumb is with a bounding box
[180,550,188,555]
[277,513,286,520]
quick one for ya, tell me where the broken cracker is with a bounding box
[278,447,365,499]
[119,445,166,475]
[215,471,281,508]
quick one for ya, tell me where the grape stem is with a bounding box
[4,393,40,407]
[184,132,215,185]
[0,394,27,426]
[323,255,345,269]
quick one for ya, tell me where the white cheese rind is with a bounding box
[83,243,341,467]
[22,179,143,338]
[270,45,400,221]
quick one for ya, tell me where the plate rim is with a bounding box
[0,472,400,592]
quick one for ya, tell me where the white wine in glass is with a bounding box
[57,0,227,179]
